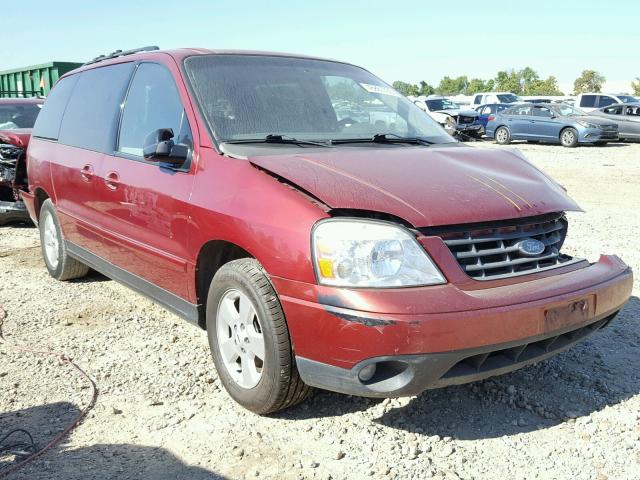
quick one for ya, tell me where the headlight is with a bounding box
[576,120,600,129]
[312,219,445,288]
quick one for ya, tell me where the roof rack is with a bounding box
[83,46,160,66]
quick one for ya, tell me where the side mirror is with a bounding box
[143,128,188,166]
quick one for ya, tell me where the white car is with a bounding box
[470,92,521,109]
[413,96,483,137]
[574,93,639,113]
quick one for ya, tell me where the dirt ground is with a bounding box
[1,141,639,480]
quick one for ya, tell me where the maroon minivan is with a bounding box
[24,47,632,413]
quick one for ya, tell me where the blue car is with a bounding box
[474,103,513,128]
[485,103,619,147]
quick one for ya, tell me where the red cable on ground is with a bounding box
[0,307,98,479]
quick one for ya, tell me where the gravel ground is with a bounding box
[1,141,639,480]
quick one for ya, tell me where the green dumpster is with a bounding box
[0,61,81,98]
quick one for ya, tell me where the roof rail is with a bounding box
[82,46,160,66]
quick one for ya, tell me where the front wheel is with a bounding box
[206,259,311,414]
[39,199,89,281]
[560,128,578,147]
[494,126,511,145]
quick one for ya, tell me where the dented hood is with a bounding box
[0,128,32,149]
[249,145,581,227]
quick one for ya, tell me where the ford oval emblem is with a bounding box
[515,238,545,257]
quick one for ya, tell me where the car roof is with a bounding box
[64,48,350,78]
[0,97,44,105]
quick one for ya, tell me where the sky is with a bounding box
[3,1,640,94]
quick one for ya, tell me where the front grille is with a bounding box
[422,213,576,280]
[457,115,475,124]
[438,314,614,383]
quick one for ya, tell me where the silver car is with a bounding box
[590,102,640,141]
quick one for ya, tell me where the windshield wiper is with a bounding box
[223,134,332,148]
[330,133,434,146]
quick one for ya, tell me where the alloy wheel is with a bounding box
[42,212,59,269]
[216,289,266,389]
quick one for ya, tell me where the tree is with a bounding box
[467,78,491,94]
[392,80,419,97]
[435,75,469,95]
[526,76,564,95]
[632,78,640,96]
[519,67,540,93]
[494,70,523,94]
[418,81,434,96]
[573,70,605,94]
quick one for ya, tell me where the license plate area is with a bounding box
[544,295,594,331]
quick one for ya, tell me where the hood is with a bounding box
[0,128,32,149]
[249,145,581,227]
[434,109,478,117]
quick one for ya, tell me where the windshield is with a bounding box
[184,55,454,145]
[425,99,459,111]
[618,95,639,104]
[552,104,588,116]
[497,94,520,103]
[0,103,42,130]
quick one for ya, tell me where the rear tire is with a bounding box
[206,258,311,414]
[494,126,511,145]
[560,128,578,147]
[39,199,89,281]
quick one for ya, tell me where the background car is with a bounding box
[474,103,513,128]
[590,103,640,141]
[0,98,43,224]
[485,102,619,147]
[575,93,639,112]
[413,96,483,138]
[470,92,521,109]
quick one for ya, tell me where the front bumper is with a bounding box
[580,128,619,143]
[272,255,632,397]
[0,199,30,225]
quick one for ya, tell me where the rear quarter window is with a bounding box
[58,62,135,153]
[579,95,597,108]
[32,75,79,140]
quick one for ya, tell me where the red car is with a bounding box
[0,97,43,224]
[24,47,632,414]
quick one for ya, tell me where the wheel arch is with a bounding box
[195,239,255,329]
[33,187,51,220]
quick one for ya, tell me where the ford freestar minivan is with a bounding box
[24,47,632,413]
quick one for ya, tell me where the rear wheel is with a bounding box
[206,258,311,414]
[494,126,511,145]
[560,128,578,147]
[39,199,89,281]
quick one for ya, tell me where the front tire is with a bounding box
[494,126,511,145]
[39,199,89,281]
[206,259,311,414]
[560,128,578,147]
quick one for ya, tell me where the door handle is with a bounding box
[80,164,94,182]
[104,171,120,191]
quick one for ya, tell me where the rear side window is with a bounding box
[117,63,193,161]
[579,95,597,108]
[597,96,617,108]
[513,105,531,116]
[32,75,79,140]
[58,63,134,152]
[604,105,623,115]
